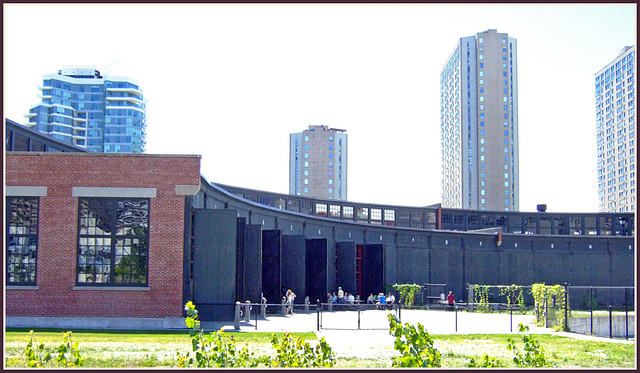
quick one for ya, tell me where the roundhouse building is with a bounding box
[5,119,635,328]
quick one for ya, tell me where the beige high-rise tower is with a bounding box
[289,125,348,200]
[440,29,519,211]
[595,46,636,212]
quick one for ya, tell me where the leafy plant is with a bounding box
[467,353,504,368]
[506,323,550,367]
[392,283,421,307]
[176,301,259,367]
[387,313,441,367]
[55,331,84,367]
[267,332,335,367]
[24,330,83,367]
[24,330,51,367]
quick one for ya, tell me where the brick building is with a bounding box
[6,152,200,327]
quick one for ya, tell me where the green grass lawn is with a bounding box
[4,328,635,368]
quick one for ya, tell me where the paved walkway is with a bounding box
[200,308,634,358]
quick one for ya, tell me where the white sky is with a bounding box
[3,4,636,213]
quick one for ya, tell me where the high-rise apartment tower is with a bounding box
[25,66,146,153]
[289,125,348,200]
[595,46,636,212]
[440,29,519,211]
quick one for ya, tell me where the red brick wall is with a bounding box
[5,153,201,318]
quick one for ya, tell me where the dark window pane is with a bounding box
[6,197,39,285]
[77,197,149,286]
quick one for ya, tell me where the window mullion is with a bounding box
[110,199,117,285]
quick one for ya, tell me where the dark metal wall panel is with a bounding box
[335,228,364,242]
[383,244,397,291]
[430,248,464,297]
[251,213,277,230]
[362,244,384,297]
[304,224,333,240]
[243,224,263,302]
[279,220,305,236]
[336,242,356,296]
[192,209,237,321]
[282,235,306,300]
[464,249,501,286]
[262,230,282,304]
[396,247,430,286]
[611,251,634,285]
[365,229,396,246]
[236,218,246,302]
[397,232,430,247]
[305,238,328,303]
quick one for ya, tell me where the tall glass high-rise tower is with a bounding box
[595,46,636,212]
[25,66,146,153]
[289,125,348,201]
[440,29,519,211]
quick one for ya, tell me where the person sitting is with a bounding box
[447,291,455,310]
[367,293,374,305]
[377,293,386,309]
[387,293,395,308]
[347,293,355,304]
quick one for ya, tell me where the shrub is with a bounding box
[467,353,504,368]
[176,301,259,367]
[177,301,335,368]
[506,323,550,367]
[267,332,335,367]
[387,313,441,367]
[24,330,84,367]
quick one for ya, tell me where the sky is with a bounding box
[3,4,636,213]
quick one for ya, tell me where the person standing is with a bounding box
[337,287,345,304]
[286,289,296,314]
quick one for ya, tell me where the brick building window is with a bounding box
[6,197,39,285]
[77,198,149,286]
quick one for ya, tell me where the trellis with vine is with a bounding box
[530,283,567,331]
[499,284,526,314]
[473,285,492,312]
[392,283,422,307]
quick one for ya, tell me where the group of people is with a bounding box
[366,292,395,309]
[328,287,359,304]
[282,286,455,315]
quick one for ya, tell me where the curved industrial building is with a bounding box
[5,118,635,326]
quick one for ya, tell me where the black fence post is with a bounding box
[544,288,548,329]
[255,304,258,331]
[564,283,569,332]
[510,305,513,333]
[455,305,458,332]
[357,303,361,330]
[609,305,613,339]
[590,286,593,335]
[317,300,321,331]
